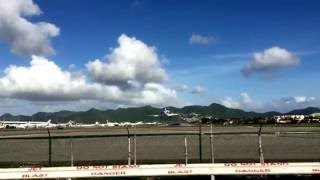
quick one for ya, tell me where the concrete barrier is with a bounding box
[0,162,319,179]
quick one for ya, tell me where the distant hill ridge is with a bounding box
[1,103,319,123]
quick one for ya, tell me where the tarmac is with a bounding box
[0,125,319,167]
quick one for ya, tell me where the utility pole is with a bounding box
[133,125,137,165]
[258,124,264,163]
[126,127,131,165]
[184,136,188,165]
[198,120,202,163]
[47,129,52,166]
[210,122,215,180]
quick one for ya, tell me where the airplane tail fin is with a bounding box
[68,120,75,126]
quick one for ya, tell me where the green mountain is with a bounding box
[286,107,320,115]
[171,103,279,119]
[0,104,319,123]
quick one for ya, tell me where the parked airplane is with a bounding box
[0,120,54,129]
[55,120,75,129]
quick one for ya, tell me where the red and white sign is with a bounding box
[0,162,319,179]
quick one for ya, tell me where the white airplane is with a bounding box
[147,114,161,117]
[105,121,119,127]
[160,107,179,117]
[148,107,180,118]
[71,122,98,128]
[55,120,75,128]
[0,120,54,129]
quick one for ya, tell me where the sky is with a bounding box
[0,0,320,115]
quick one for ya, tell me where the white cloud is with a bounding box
[0,55,122,101]
[268,96,319,112]
[175,84,190,92]
[0,34,186,114]
[294,96,307,103]
[308,97,316,101]
[277,96,317,105]
[222,92,255,110]
[0,0,59,56]
[87,34,167,88]
[131,83,178,106]
[222,93,319,113]
[221,97,240,109]
[240,92,252,104]
[189,34,218,45]
[0,55,180,113]
[241,47,300,76]
[174,84,206,94]
[190,86,207,94]
[68,64,76,69]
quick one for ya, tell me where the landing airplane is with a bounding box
[160,107,179,117]
[0,120,54,129]
[148,107,180,118]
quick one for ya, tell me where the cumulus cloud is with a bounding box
[0,34,185,114]
[291,96,316,103]
[87,34,167,88]
[221,97,240,109]
[190,86,207,94]
[0,0,59,56]
[222,93,319,113]
[175,84,190,92]
[189,34,218,45]
[240,92,252,104]
[0,55,122,101]
[68,64,77,69]
[277,96,316,105]
[268,96,319,112]
[241,47,300,76]
[0,55,179,110]
[174,84,206,94]
[131,83,177,106]
[221,92,256,110]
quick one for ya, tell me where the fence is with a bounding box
[0,124,320,179]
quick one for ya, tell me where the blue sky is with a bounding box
[0,0,319,115]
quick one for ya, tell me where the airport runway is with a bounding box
[0,125,319,167]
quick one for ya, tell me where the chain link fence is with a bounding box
[0,125,319,168]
